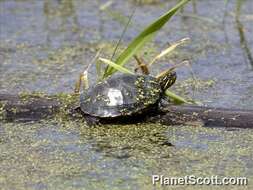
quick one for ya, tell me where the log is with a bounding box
[0,94,62,122]
[1,93,253,128]
[160,105,253,128]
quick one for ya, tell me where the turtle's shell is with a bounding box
[80,74,162,118]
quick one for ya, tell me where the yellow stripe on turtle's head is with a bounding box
[156,68,177,91]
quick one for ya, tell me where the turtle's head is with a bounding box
[157,69,177,91]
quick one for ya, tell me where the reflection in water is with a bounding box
[222,0,230,44]
[192,0,197,14]
[79,124,174,160]
[235,0,253,67]
[43,0,80,47]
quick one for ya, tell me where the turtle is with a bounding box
[76,69,177,126]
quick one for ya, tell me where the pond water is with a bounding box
[1,121,253,189]
[0,0,253,189]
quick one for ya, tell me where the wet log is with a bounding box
[0,93,253,128]
[158,105,253,128]
[0,94,62,122]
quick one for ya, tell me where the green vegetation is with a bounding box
[99,58,135,75]
[102,0,190,78]
[94,0,191,104]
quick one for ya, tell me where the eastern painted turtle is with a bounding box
[78,70,176,125]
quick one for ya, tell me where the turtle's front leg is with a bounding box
[158,96,173,112]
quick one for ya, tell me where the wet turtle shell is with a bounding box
[80,74,162,118]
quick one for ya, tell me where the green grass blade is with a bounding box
[103,0,190,78]
[110,7,136,61]
[99,58,135,75]
[165,89,190,104]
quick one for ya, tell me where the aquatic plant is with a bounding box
[77,0,191,104]
[102,0,190,78]
[100,0,191,104]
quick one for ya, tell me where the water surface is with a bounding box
[1,0,253,189]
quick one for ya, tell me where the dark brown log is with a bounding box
[160,105,253,128]
[0,94,61,122]
[1,93,253,128]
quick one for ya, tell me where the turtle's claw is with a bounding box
[85,115,101,126]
